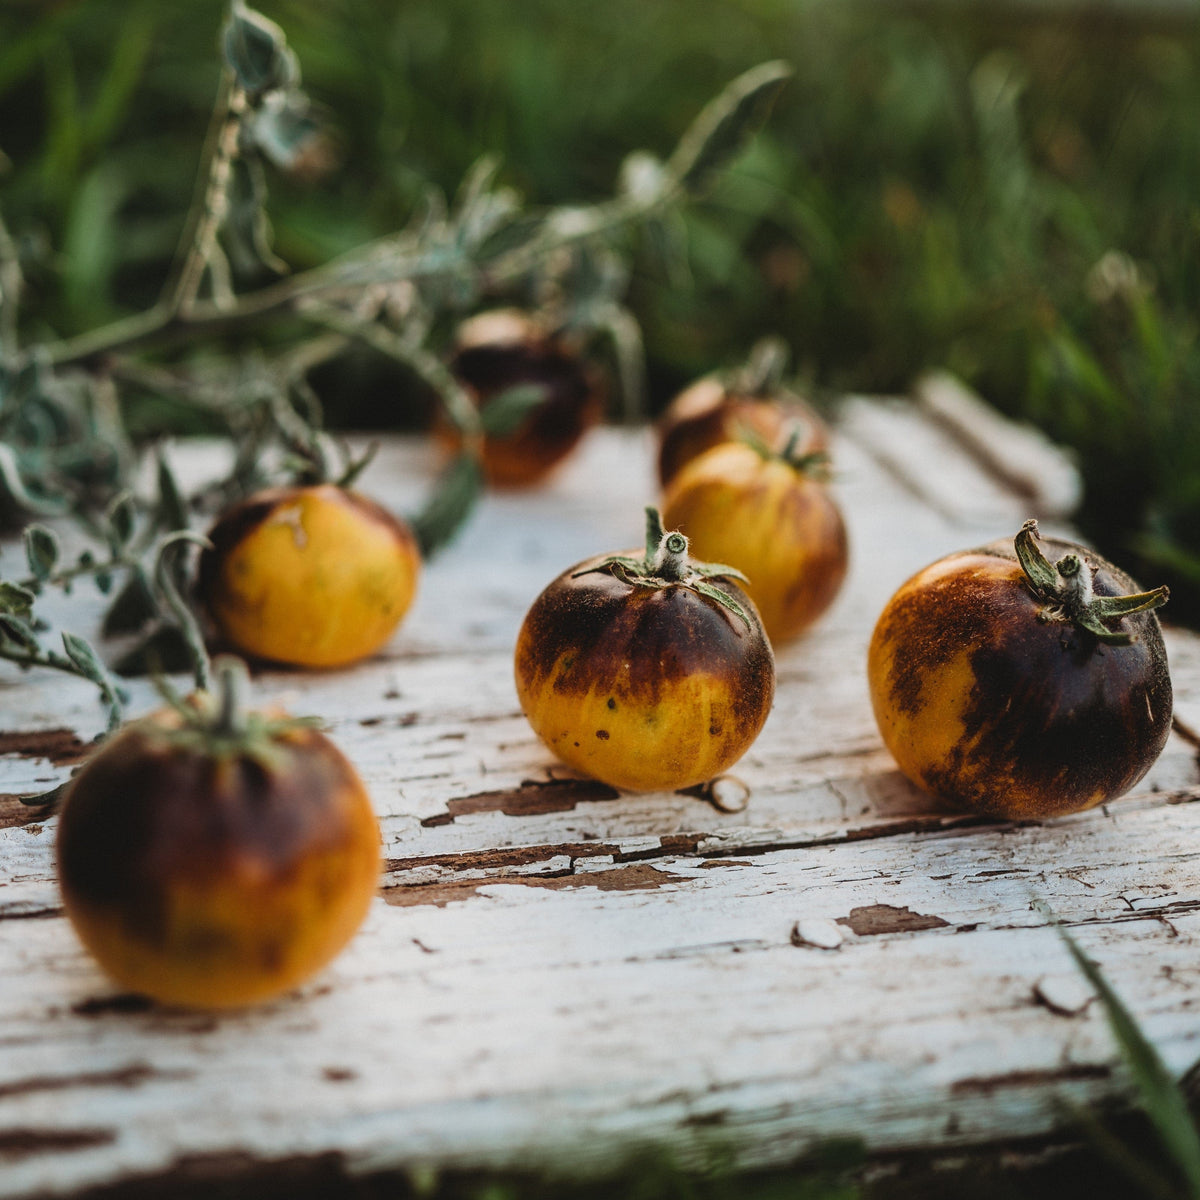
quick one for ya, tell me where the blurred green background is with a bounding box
[3,0,1200,618]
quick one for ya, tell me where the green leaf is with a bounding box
[112,624,196,678]
[0,612,40,650]
[692,561,750,584]
[62,634,125,733]
[409,454,481,560]
[1055,920,1200,1196]
[664,60,792,196]
[105,490,136,549]
[102,566,158,637]
[1091,587,1170,621]
[61,631,111,685]
[693,579,751,628]
[0,581,34,616]
[156,451,189,533]
[247,89,321,170]
[571,554,642,580]
[334,441,379,491]
[0,443,68,516]
[23,524,59,580]
[1014,519,1060,596]
[476,212,551,265]
[1073,610,1133,646]
[479,384,549,437]
[222,2,297,97]
[1061,1098,1182,1200]
[223,156,287,278]
[18,778,73,810]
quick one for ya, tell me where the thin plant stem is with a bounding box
[19,552,131,595]
[299,301,483,444]
[154,532,214,692]
[0,642,123,733]
[165,75,247,316]
[34,194,664,371]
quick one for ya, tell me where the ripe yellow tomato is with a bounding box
[867,520,1172,820]
[198,484,420,668]
[662,441,847,643]
[56,698,381,1008]
[514,511,775,792]
[656,375,827,489]
[442,309,604,488]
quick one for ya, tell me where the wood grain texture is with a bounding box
[0,402,1197,1197]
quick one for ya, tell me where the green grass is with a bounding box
[3,0,1200,615]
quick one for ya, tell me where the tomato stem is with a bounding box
[735,336,789,397]
[573,508,754,625]
[651,530,690,580]
[1016,519,1168,646]
[212,656,249,740]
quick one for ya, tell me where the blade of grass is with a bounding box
[1050,914,1200,1198]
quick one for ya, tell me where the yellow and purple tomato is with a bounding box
[867,521,1172,819]
[198,484,420,669]
[57,710,381,1008]
[443,309,604,488]
[515,514,775,792]
[662,440,847,643]
[656,374,827,489]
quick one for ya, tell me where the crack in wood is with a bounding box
[381,861,682,908]
[0,905,63,920]
[357,713,418,729]
[386,842,623,873]
[0,728,90,764]
[419,778,621,826]
[0,794,58,830]
[0,1126,116,1161]
[386,834,705,882]
[951,1065,1111,1095]
[387,815,1010,890]
[0,1064,192,1101]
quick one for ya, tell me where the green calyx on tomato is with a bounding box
[739,420,831,480]
[1015,519,1168,646]
[152,655,319,767]
[573,506,752,626]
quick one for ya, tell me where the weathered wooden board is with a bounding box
[0,400,1198,1198]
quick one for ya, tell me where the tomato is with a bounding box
[656,372,827,489]
[662,438,847,643]
[198,483,420,669]
[514,508,775,792]
[56,662,381,1008]
[443,309,604,487]
[867,520,1172,820]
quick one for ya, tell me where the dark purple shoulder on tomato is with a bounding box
[519,560,771,693]
[196,489,296,598]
